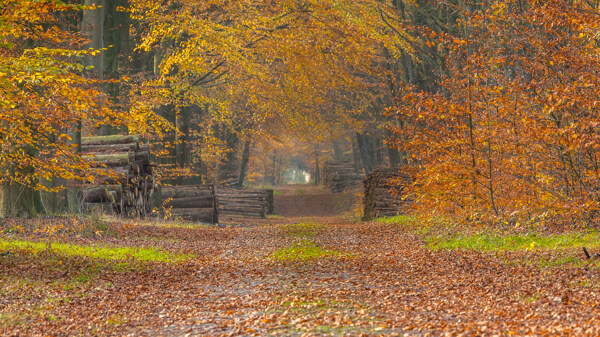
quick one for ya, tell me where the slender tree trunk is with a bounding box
[356,133,374,174]
[175,105,191,169]
[351,136,363,173]
[314,145,320,185]
[0,180,9,218]
[65,0,105,213]
[276,153,283,185]
[67,121,82,213]
[388,145,400,168]
[237,139,251,187]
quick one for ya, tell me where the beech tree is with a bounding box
[0,0,153,217]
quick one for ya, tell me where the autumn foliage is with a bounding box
[0,1,149,190]
[389,1,600,226]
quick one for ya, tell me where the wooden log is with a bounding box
[162,189,214,199]
[169,208,215,223]
[164,196,214,209]
[215,192,268,197]
[84,152,134,166]
[135,149,150,165]
[81,143,139,153]
[83,202,116,213]
[363,168,412,220]
[219,211,264,218]
[80,134,156,219]
[82,135,140,145]
[215,188,269,219]
[218,204,265,211]
[83,185,122,203]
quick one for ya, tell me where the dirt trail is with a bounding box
[272,184,358,218]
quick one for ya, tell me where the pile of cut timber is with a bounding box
[162,185,218,224]
[216,188,273,219]
[322,161,362,192]
[363,168,412,220]
[82,135,154,218]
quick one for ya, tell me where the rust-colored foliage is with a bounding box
[389,1,600,227]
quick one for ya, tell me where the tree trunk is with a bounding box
[356,133,374,174]
[351,136,364,174]
[104,0,131,135]
[82,0,105,78]
[67,121,82,213]
[388,145,400,168]
[237,139,251,187]
[276,153,283,185]
[314,145,321,185]
[175,105,192,169]
[0,166,40,218]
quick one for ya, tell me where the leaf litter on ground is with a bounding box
[1,216,600,336]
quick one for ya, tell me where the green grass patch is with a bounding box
[271,240,348,261]
[129,217,212,229]
[0,239,192,264]
[375,215,415,225]
[426,231,600,251]
[536,256,585,268]
[295,188,307,195]
[280,222,322,238]
[0,313,23,328]
[267,214,283,219]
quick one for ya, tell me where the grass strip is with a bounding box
[426,231,600,251]
[0,239,192,264]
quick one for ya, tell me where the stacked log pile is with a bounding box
[81,135,155,217]
[363,168,412,220]
[216,188,272,218]
[322,161,362,192]
[162,185,218,224]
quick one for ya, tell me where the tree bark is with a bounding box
[82,0,105,77]
[175,105,192,169]
[314,145,321,185]
[104,0,131,135]
[351,136,364,174]
[0,164,40,218]
[356,133,374,174]
[237,139,251,187]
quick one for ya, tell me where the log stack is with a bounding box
[162,185,218,224]
[363,168,412,220]
[216,188,272,219]
[322,161,362,193]
[81,135,155,218]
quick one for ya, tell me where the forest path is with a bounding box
[272,184,358,218]
[4,216,600,336]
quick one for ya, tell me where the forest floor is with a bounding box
[2,186,600,336]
